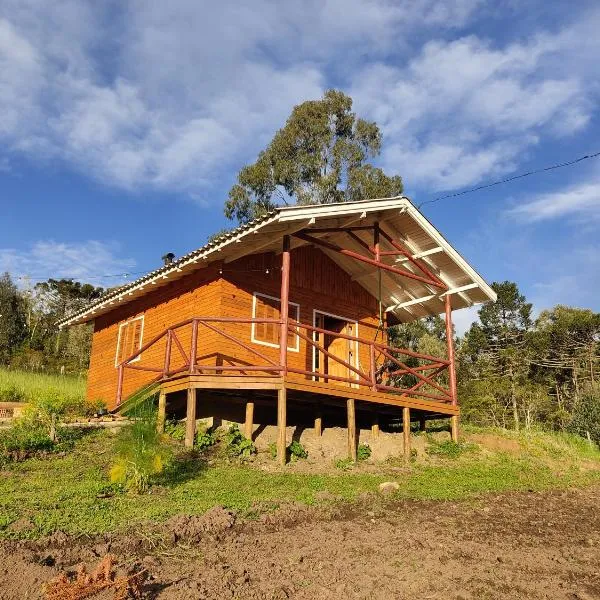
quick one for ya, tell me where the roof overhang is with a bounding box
[58,197,497,328]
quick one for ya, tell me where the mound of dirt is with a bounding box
[166,506,236,543]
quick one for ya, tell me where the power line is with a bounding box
[418,150,600,209]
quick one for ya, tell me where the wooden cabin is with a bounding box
[59,198,496,462]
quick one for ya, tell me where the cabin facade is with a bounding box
[60,198,496,463]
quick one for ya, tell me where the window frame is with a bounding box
[114,315,145,367]
[251,292,300,353]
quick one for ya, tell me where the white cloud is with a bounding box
[0,0,598,199]
[0,240,136,286]
[351,17,599,192]
[508,179,600,222]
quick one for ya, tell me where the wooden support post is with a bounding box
[279,235,291,375]
[314,402,322,437]
[450,415,459,442]
[403,406,411,459]
[157,391,166,434]
[371,412,380,438]
[244,401,254,440]
[277,387,287,466]
[419,415,426,432]
[347,398,357,462]
[445,294,458,406]
[185,387,196,448]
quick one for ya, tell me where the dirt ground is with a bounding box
[1,486,599,600]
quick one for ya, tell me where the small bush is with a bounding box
[0,421,54,456]
[335,457,354,470]
[110,406,171,494]
[268,442,278,459]
[224,425,256,459]
[357,443,371,461]
[164,420,186,441]
[426,438,476,459]
[0,418,87,463]
[287,440,308,460]
[0,384,25,403]
[195,428,216,451]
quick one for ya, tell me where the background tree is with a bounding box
[0,273,27,364]
[225,89,403,224]
[4,278,104,372]
[459,281,534,429]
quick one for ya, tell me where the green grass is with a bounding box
[0,427,598,540]
[0,368,86,404]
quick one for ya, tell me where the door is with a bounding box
[314,313,357,387]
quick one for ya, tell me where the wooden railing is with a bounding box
[115,316,454,406]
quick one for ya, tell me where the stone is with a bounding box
[378,481,400,495]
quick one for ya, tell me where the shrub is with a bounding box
[0,420,54,457]
[110,407,171,494]
[335,457,354,470]
[0,384,25,403]
[164,420,186,441]
[0,418,87,463]
[357,443,371,461]
[268,442,278,459]
[224,425,256,459]
[195,428,216,451]
[426,438,476,459]
[287,440,308,460]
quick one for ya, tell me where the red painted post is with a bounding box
[189,319,198,374]
[163,330,172,378]
[444,294,458,406]
[116,364,124,406]
[279,235,291,375]
[369,343,377,391]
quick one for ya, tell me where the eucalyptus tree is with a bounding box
[225,89,403,224]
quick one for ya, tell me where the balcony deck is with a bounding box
[159,373,459,418]
[116,315,459,463]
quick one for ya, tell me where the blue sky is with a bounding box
[1,0,599,332]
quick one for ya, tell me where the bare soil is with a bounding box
[1,486,599,599]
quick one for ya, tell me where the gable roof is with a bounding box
[58,196,497,328]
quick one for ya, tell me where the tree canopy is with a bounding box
[224,89,403,224]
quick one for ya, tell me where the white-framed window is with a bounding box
[115,315,145,366]
[251,292,300,352]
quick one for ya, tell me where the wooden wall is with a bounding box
[87,246,381,409]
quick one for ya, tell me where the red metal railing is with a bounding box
[115,316,454,406]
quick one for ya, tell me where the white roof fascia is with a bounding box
[276,197,409,222]
[404,203,497,303]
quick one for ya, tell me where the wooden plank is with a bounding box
[277,387,287,466]
[160,375,284,393]
[244,401,254,440]
[157,391,166,433]
[283,377,458,415]
[450,415,459,442]
[403,406,411,460]
[185,387,196,448]
[347,398,357,462]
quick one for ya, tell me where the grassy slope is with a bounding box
[0,368,86,403]
[1,427,599,540]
